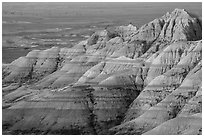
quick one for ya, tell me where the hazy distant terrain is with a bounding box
[2,3,202,27]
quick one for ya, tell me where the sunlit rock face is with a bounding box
[139,8,202,59]
[123,40,202,123]
[2,9,202,135]
[111,61,202,134]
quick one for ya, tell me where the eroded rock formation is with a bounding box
[2,9,202,135]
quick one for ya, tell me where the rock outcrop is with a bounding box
[2,9,202,135]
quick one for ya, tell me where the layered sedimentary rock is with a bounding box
[2,9,202,135]
[115,24,138,41]
[123,40,202,123]
[144,113,202,135]
[140,8,202,58]
[111,61,202,134]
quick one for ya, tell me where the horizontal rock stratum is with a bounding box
[2,8,202,135]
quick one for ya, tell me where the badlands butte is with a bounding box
[2,8,202,135]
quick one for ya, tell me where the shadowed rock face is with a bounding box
[2,9,202,135]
